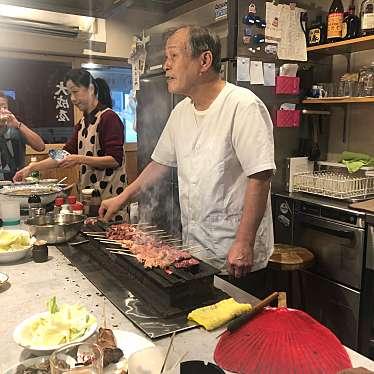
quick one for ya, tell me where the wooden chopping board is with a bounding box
[349,199,374,214]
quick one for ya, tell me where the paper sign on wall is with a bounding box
[250,61,264,85]
[263,63,276,86]
[237,57,251,82]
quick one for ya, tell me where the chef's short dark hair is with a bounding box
[166,25,222,74]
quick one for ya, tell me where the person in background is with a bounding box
[14,69,128,220]
[0,92,45,180]
[99,26,275,291]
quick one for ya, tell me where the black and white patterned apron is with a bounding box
[77,108,128,221]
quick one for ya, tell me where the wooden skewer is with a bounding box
[143,229,167,234]
[170,351,188,371]
[106,247,131,252]
[82,231,106,235]
[99,239,121,244]
[110,251,137,257]
[161,332,176,373]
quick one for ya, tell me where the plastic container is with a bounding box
[81,188,94,216]
[0,199,21,226]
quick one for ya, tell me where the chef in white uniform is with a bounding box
[99,25,276,280]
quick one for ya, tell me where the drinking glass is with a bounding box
[50,342,103,374]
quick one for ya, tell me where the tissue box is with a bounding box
[276,109,301,128]
[276,76,300,95]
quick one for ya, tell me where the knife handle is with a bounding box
[227,292,279,333]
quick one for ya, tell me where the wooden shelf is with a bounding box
[302,97,374,104]
[307,35,374,55]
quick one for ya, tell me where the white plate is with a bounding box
[105,330,155,373]
[13,312,97,354]
[0,271,9,285]
[3,355,50,374]
[5,330,153,373]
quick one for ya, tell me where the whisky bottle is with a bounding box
[360,0,374,36]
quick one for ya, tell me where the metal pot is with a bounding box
[25,213,86,244]
[0,184,61,207]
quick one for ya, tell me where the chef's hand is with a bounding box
[59,155,83,168]
[13,165,32,182]
[226,241,253,278]
[99,195,125,222]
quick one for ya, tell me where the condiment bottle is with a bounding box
[89,190,101,217]
[81,188,94,216]
[72,202,84,215]
[67,195,77,205]
[60,204,71,214]
[28,194,42,219]
[32,240,48,263]
[54,197,64,215]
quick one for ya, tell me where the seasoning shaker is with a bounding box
[32,239,48,262]
[28,195,44,219]
[81,188,94,216]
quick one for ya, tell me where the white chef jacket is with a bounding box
[152,82,276,273]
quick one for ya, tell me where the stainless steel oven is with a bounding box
[293,200,366,350]
[359,215,374,358]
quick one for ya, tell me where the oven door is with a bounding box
[294,212,365,290]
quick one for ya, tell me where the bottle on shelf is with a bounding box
[307,16,326,46]
[342,1,360,39]
[360,0,374,36]
[327,0,344,43]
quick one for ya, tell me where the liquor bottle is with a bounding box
[327,0,344,42]
[360,0,374,36]
[307,16,326,46]
[342,1,360,39]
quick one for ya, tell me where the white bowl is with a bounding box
[0,246,31,263]
[0,229,33,263]
[0,271,9,285]
[128,346,179,374]
[13,311,97,354]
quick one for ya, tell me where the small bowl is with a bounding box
[128,346,179,374]
[13,311,97,354]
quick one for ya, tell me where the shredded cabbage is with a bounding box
[27,297,96,346]
[0,230,31,252]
